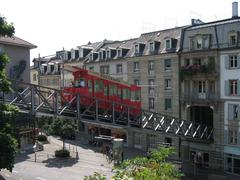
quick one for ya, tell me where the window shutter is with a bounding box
[238,131,240,144]
[225,80,229,96]
[237,55,240,68]
[228,104,234,121]
[237,80,240,96]
[237,105,240,121]
[225,55,229,69]
[224,129,228,144]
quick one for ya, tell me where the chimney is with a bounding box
[232,1,238,18]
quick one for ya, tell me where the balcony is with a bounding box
[181,63,216,79]
[182,92,219,103]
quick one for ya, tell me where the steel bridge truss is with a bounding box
[0,80,213,141]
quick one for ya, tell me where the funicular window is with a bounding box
[99,80,104,90]
[117,87,122,98]
[104,83,108,96]
[109,84,114,96]
[88,80,92,92]
[94,80,99,92]
[123,88,130,99]
[135,90,140,101]
[79,79,85,87]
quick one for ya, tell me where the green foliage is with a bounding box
[0,132,18,172]
[113,147,183,180]
[0,16,15,37]
[0,15,18,172]
[49,118,77,140]
[55,149,70,158]
[37,135,47,142]
[84,172,107,180]
[11,59,26,80]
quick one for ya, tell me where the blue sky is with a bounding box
[0,0,235,60]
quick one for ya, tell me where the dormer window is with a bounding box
[135,44,139,54]
[229,34,237,46]
[99,52,102,60]
[117,49,122,57]
[106,50,111,59]
[89,53,93,61]
[149,42,155,52]
[165,39,171,49]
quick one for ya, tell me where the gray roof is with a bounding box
[0,36,37,49]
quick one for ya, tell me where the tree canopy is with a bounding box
[113,147,183,180]
[0,15,18,172]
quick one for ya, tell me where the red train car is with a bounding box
[61,66,141,116]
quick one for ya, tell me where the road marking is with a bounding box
[36,177,47,180]
[13,170,18,173]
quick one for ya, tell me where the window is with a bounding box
[117,49,122,57]
[164,59,172,70]
[33,74,37,81]
[230,80,238,95]
[99,52,102,60]
[229,55,238,68]
[198,81,206,93]
[165,39,171,49]
[100,65,109,74]
[225,154,240,175]
[149,42,154,52]
[228,130,238,145]
[133,62,139,72]
[148,79,155,96]
[164,137,172,146]
[116,64,122,74]
[135,44,139,54]
[193,58,201,65]
[184,59,190,66]
[89,53,93,61]
[165,79,172,90]
[190,38,194,50]
[106,50,111,59]
[149,98,155,109]
[228,104,240,121]
[230,35,237,46]
[196,36,202,49]
[202,36,209,49]
[165,98,172,110]
[148,61,154,75]
[89,66,94,71]
[134,79,140,86]
[0,46,4,54]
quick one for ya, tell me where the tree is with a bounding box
[49,118,77,150]
[0,15,18,172]
[113,147,183,180]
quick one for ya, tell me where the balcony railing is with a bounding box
[181,63,216,78]
[182,92,219,102]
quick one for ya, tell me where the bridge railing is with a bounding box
[0,80,214,141]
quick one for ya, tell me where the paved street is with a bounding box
[0,135,146,180]
[0,136,115,180]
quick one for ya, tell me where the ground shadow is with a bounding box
[42,157,78,168]
[14,152,32,164]
[0,174,6,180]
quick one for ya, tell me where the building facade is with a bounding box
[0,36,36,83]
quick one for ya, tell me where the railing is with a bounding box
[0,79,214,141]
[182,92,219,102]
[181,64,216,77]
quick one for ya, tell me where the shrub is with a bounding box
[55,149,70,158]
[37,135,47,142]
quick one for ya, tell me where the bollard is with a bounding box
[76,151,79,160]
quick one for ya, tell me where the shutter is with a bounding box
[225,55,229,69]
[237,105,240,121]
[237,55,240,68]
[237,80,240,96]
[225,80,229,96]
[228,104,234,121]
[238,131,240,144]
[224,129,228,144]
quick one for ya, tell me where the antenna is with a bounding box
[189,11,202,20]
[142,21,157,33]
[164,17,178,28]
